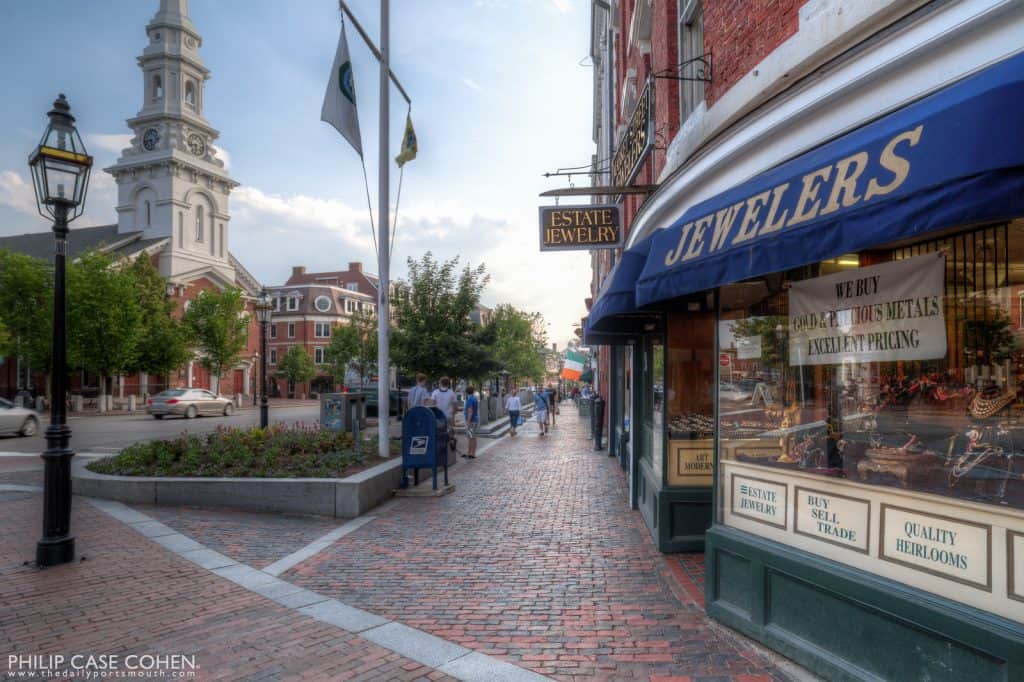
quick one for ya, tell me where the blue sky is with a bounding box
[0,0,595,347]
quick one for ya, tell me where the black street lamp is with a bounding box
[255,289,272,428]
[28,94,92,567]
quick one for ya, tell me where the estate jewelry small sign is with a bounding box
[794,487,870,553]
[788,253,947,366]
[731,474,787,529]
[880,505,991,590]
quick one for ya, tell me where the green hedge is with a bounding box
[87,424,393,478]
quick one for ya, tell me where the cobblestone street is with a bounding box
[1,405,804,681]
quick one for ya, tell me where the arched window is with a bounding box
[152,75,163,102]
[144,200,151,227]
[195,205,204,242]
[185,81,196,108]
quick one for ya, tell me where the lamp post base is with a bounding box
[36,535,75,567]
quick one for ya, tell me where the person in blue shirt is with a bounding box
[534,389,549,436]
[463,385,480,458]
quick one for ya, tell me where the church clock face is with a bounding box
[187,133,206,157]
[142,128,160,151]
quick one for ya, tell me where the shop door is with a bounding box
[625,345,636,509]
[233,369,244,395]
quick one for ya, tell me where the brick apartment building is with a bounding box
[582,0,1024,678]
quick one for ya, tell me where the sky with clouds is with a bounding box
[0,0,596,348]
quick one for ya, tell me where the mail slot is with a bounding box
[401,406,449,490]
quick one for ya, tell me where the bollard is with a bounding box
[128,395,136,412]
[592,395,606,451]
[72,395,83,413]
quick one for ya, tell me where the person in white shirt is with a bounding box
[430,376,457,424]
[505,388,522,437]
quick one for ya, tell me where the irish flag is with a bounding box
[561,350,586,381]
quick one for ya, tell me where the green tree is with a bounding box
[182,287,247,393]
[325,323,358,388]
[0,319,11,357]
[392,252,490,381]
[0,250,52,385]
[67,251,143,401]
[275,345,316,387]
[348,308,378,388]
[486,305,546,382]
[126,257,191,387]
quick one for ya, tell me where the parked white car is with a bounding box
[0,398,40,437]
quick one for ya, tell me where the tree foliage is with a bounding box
[391,252,490,381]
[325,324,358,385]
[183,287,248,386]
[275,345,316,385]
[485,304,546,382]
[0,249,52,374]
[326,309,379,388]
[126,256,192,379]
[67,251,143,393]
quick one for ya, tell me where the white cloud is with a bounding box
[86,133,131,155]
[461,78,484,93]
[0,170,38,216]
[212,145,231,170]
[547,0,573,14]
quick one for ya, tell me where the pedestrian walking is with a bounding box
[534,389,549,436]
[429,376,458,453]
[406,373,429,412]
[463,385,479,458]
[505,388,522,437]
[546,383,558,426]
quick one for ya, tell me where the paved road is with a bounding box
[0,404,321,454]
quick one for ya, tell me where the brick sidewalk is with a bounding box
[282,406,796,681]
[0,466,452,681]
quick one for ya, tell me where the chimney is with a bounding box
[348,262,362,273]
[291,266,306,278]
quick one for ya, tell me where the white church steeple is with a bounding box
[105,0,237,286]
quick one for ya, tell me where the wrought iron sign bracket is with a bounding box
[653,52,712,83]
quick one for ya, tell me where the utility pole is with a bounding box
[377,0,391,458]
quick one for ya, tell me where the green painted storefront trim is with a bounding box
[706,524,1024,681]
[636,458,712,552]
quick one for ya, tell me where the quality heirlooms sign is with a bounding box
[539,204,623,251]
[612,79,653,187]
[787,253,947,366]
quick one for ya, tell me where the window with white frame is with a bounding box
[314,347,325,364]
[272,297,280,311]
[287,296,299,311]
[270,324,277,339]
[346,282,359,292]
[195,205,204,242]
[287,322,296,338]
[677,0,705,124]
[346,300,357,313]
[315,322,330,338]
[269,348,277,365]
[314,295,332,313]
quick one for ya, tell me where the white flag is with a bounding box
[321,20,362,157]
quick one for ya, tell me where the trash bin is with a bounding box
[401,406,450,490]
[591,395,606,451]
[579,397,592,418]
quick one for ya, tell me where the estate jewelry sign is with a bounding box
[612,80,653,187]
[731,474,787,529]
[788,253,947,366]
[538,204,623,251]
[794,487,870,553]
[880,505,991,590]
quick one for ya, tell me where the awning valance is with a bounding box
[586,235,656,333]
[637,52,1024,306]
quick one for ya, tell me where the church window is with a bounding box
[195,205,204,242]
[178,212,184,247]
[219,224,224,258]
[144,201,151,227]
[185,81,196,108]
[152,74,163,102]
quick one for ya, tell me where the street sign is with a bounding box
[719,353,732,367]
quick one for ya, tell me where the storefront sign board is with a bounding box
[880,504,991,590]
[794,487,870,554]
[669,440,713,487]
[787,253,947,366]
[731,474,787,529]
[612,80,653,187]
[538,204,623,251]
[735,335,761,359]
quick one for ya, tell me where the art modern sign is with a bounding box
[538,204,623,251]
[788,253,947,366]
[612,80,653,187]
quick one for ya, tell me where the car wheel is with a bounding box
[153,414,164,420]
[185,406,198,419]
[223,403,234,417]
[19,416,38,437]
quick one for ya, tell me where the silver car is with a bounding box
[146,388,235,419]
[0,398,40,437]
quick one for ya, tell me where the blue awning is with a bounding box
[586,235,656,334]
[637,52,1024,307]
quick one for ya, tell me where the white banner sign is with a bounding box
[735,335,762,360]
[788,253,947,366]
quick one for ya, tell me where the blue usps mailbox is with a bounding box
[401,406,449,490]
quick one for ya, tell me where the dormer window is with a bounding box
[287,296,299,312]
[152,74,163,102]
[346,282,359,292]
[185,80,196,109]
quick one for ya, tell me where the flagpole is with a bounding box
[377,0,391,459]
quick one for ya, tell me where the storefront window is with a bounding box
[665,313,715,486]
[719,221,1024,507]
[642,338,665,482]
